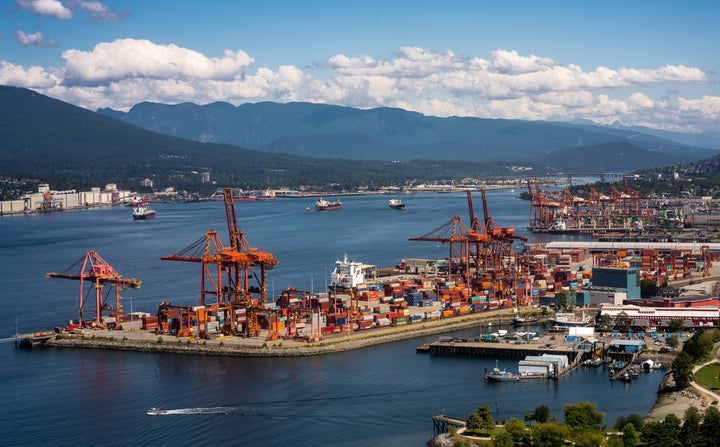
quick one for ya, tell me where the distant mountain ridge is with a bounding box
[98,100,720,170]
[0,85,548,196]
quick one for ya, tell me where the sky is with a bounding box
[1,0,719,133]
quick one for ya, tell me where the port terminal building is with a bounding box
[598,303,719,328]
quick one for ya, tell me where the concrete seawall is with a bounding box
[44,314,516,357]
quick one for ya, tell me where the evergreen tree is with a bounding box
[466,404,494,433]
[640,414,681,447]
[671,351,693,389]
[622,423,639,447]
[680,406,702,447]
[466,412,484,432]
[701,407,720,447]
[525,404,550,424]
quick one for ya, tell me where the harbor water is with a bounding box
[0,191,664,446]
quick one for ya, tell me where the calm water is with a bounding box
[0,191,663,446]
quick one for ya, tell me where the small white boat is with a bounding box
[146,407,167,415]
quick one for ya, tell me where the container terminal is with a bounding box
[16,188,720,358]
[526,176,720,241]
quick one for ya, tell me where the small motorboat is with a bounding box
[147,407,167,416]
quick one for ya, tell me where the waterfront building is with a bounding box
[608,339,645,353]
[599,303,719,328]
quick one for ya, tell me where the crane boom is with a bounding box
[224,188,243,251]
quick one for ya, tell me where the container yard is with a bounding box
[18,188,720,358]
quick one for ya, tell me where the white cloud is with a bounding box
[2,40,718,132]
[62,39,255,85]
[627,92,654,109]
[0,61,60,87]
[13,30,57,47]
[15,0,73,19]
[66,0,129,22]
[490,49,555,75]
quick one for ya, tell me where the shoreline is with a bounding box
[644,370,717,422]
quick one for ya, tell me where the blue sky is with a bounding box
[2,0,719,133]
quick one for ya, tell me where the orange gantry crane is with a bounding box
[409,189,527,300]
[409,215,472,282]
[161,188,278,337]
[47,250,141,328]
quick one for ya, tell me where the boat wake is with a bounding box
[148,391,394,416]
[148,406,251,416]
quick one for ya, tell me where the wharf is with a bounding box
[432,415,467,435]
[424,340,576,359]
[15,331,55,347]
[608,352,640,381]
[545,241,720,254]
[422,338,589,379]
[530,226,627,235]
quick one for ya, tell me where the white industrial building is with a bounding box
[0,183,133,215]
[599,303,719,328]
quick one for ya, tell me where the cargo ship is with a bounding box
[315,198,342,211]
[389,198,405,210]
[127,196,149,207]
[256,190,276,200]
[132,206,156,220]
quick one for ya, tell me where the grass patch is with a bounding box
[694,362,720,390]
[464,426,505,438]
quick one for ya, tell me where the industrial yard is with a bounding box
[18,185,720,361]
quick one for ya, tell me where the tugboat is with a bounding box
[485,360,519,382]
[132,205,156,220]
[512,314,541,326]
[315,198,342,211]
[388,198,405,210]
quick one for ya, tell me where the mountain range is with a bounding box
[2,84,720,198]
[99,100,720,169]
[0,85,528,196]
